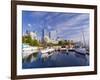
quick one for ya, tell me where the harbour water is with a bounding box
[22,50,89,69]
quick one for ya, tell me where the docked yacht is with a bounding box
[22,44,38,59]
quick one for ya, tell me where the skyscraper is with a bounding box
[49,30,57,41]
[42,29,47,42]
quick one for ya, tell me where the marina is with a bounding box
[22,11,90,69]
[22,45,89,69]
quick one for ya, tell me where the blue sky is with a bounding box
[22,11,89,43]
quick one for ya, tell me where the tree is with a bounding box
[58,41,64,45]
[22,36,26,43]
[22,36,31,44]
[31,39,39,46]
[23,36,32,44]
[22,35,40,46]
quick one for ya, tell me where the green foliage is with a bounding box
[26,36,32,44]
[22,35,75,47]
[58,41,64,45]
[22,36,32,44]
[58,40,74,46]
[47,43,53,47]
[22,35,39,46]
[31,39,39,46]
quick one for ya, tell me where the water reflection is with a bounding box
[22,51,89,69]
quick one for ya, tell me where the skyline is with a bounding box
[22,11,89,44]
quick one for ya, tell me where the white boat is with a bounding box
[22,44,38,59]
[41,48,55,58]
[41,48,55,53]
[75,48,88,55]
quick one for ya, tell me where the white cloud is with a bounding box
[28,23,32,27]
[55,14,89,30]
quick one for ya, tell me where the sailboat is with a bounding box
[74,29,89,56]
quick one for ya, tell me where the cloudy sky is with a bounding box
[22,11,89,44]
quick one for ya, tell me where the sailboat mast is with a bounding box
[81,29,86,48]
